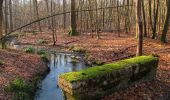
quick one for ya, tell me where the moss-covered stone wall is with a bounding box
[58,56,159,100]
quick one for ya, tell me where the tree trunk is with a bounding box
[142,0,147,37]
[63,0,66,30]
[45,0,51,30]
[0,0,4,48]
[4,0,8,34]
[33,0,41,32]
[136,0,143,56]
[0,0,3,38]
[152,0,159,39]
[70,0,77,36]
[161,0,170,43]
[9,0,13,32]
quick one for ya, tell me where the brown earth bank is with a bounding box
[17,32,170,99]
[0,49,48,100]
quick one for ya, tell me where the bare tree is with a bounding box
[33,0,41,31]
[70,0,77,36]
[0,0,3,38]
[161,0,170,43]
[9,0,13,32]
[136,0,143,56]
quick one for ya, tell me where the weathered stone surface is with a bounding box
[58,56,159,100]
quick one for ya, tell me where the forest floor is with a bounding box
[0,49,48,99]
[16,31,170,99]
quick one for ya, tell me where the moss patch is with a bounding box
[59,56,158,83]
[70,46,86,53]
[24,47,35,53]
[0,60,4,65]
[5,74,46,100]
[5,78,34,100]
[40,54,49,62]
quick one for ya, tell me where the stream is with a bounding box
[34,53,88,100]
[8,39,89,100]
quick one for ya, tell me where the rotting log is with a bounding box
[58,56,159,100]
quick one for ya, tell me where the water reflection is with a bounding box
[35,53,88,100]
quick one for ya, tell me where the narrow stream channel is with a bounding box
[34,53,88,100]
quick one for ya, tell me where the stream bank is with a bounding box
[0,49,49,99]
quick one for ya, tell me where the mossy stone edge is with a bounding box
[58,56,159,100]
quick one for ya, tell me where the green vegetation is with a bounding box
[59,56,158,82]
[40,54,48,62]
[85,54,104,66]
[5,78,34,100]
[32,31,37,35]
[92,60,105,66]
[24,47,35,53]
[13,92,31,100]
[70,46,86,53]
[68,27,78,36]
[37,49,49,62]
[24,48,49,61]
[37,49,46,55]
[0,60,4,65]
[5,76,43,100]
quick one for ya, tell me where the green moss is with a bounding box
[5,75,45,100]
[37,49,46,55]
[40,54,49,62]
[122,56,158,65]
[32,31,37,35]
[92,60,105,66]
[13,92,31,100]
[5,78,34,100]
[0,60,4,65]
[59,56,158,83]
[36,49,49,62]
[69,27,78,36]
[24,47,35,53]
[5,78,34,93]
[71,47,86,53]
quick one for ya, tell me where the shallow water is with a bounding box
[35,53,88,100]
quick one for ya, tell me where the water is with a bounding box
[35,53,88,100]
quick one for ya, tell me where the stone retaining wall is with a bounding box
[58,56,159,100]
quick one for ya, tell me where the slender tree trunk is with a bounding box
[142,0,147,37]
[152,0,159,39]
[117,0,120,37]
[33,0,41,32]
[161,0,170,43]
[136,0,143,56]
[45,0,51,29]
[0,0,3,38]
[63,0,66,29]
[51,0,56,45]
[9,0,13,32]
[149,0,153,37]
[70,0,77,36]
[0,0,4,48]
[95,0,100,39]
[4,0,8,34]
